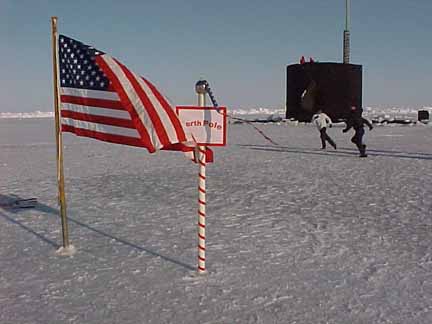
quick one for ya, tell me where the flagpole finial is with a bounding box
[195,80,208,94]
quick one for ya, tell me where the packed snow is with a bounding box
[1,117,432,324]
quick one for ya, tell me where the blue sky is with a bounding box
[1,0,431,112]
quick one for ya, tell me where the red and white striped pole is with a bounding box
[195,80,207,274]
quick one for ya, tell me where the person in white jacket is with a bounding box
[312,110,337,150]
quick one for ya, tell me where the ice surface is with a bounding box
[1,118,432,324]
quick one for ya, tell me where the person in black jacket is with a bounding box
[343,106,373,157]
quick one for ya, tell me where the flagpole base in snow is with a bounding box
[196,269,208,276]
[55,244,76,256]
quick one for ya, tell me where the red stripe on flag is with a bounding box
[61,110,135,129]
[142,78,187,143]
[60,95,124,110]
[118,63,171,147]
[96,56,156,153]
[61,124,148,148]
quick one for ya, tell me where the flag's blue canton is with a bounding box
[59,35,109,90]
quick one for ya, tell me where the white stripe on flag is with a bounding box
[61,87,120,101]
[101,56,163,149]
[61,103,132,120]
[61,117,140,138]
[134,74,180,144]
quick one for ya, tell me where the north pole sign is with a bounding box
[176,106,227,146]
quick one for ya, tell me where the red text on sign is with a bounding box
[186,120,222,130]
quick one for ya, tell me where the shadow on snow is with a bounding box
[0,194,195,271]
[238,144,432,160]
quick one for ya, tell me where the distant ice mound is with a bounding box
[1,106,431,122]
[231,107,285,115]
[0,111,54,119]
[230,106,432,117]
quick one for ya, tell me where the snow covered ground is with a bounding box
[1,118,432,324]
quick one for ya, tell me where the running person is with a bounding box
[343,106,373,157]
[312,110,337,150]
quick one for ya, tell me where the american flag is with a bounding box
[58,34,210,160]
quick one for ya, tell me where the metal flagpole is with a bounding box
[51,17,74,255]
[195,80,207,274]
[343,0,351,63]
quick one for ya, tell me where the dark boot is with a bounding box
[328,138,337,150]
[360,145,367,157]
